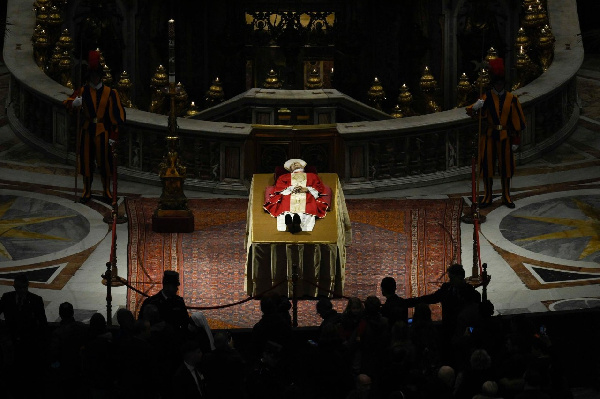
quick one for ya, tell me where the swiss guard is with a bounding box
[467,57,527,209]
[64,50,126,203]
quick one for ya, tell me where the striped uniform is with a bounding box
[473,89,526,178]
[64,84,126,200]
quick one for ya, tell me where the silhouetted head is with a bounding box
[59,302,75,321]
[380,277,397,297]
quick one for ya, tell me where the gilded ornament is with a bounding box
[485,47,498,64]
[57,28,74,53]
[205,77,225,107]
[102,64,113,86]
[456,73,472,108]
[305,67,323,90]
[390,104,404,119]
[117,71,135,109]
[367,77,385,111]
[264,69,282,89]
[59,50,73,89]
[514,27,530,53]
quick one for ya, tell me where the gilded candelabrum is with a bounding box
[263,69,282,89]
[59,50,73,89]
[205,77,225,108]
[305,67,323,90]
[367,77,385,111]
[420,66,440,113]
[156,19,191,215]
[149,65,168,114]
[117,71,135,109]
[537,27,555,71]
[398,84,416,117]
[102,64,113,86]
[34,29,50,70]
[456,73,472,108]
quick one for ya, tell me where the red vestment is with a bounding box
[263,171,329,218]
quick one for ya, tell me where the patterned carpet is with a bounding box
[126,198,463,328]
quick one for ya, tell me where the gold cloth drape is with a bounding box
[245,173,352,297]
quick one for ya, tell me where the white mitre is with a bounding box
[283,158,307,171]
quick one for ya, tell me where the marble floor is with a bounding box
[0,64,599,326]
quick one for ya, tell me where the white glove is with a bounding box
[472,99,485,111]
[511,144,519,151]
[109,139,116,146]
[72,96,82,107]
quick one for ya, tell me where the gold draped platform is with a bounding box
[245,173,352,297]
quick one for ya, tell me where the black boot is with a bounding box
[479,178,493,209]
[501,177,516,208]
[80,176,92,203]
[100,175,112,202]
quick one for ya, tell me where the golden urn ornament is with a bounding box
[186,101,200,117]
[305,67,323,90]
[175,82,189,116]
[456,73,472,108]
[48,45,63,80]
[101,64,113,86]
[522,5,537,29]
[57,28,74,53]
[149,65,168,114]
[473,68,491,92]
[59,50,73,89]
[33,29,50,69]
[35,6,49,29]
[512,47,535,91]
[117,71,135,108]
[419,66,437,94]
[390,104,404,119]
[485,47,498,64]
[205,77,225,108]
[397,84,416,117]
[367,77,386,111]
[514,27,531,54]
[263,69,282,89]
[538,27,555,71]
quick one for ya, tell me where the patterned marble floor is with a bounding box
[0,65,599,325]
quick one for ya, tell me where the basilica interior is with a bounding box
[1,0,600,396]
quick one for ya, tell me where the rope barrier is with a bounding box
[119,277,288,310]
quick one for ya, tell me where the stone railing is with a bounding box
[3,0,583,195]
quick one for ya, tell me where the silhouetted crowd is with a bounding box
[0,266,575,399]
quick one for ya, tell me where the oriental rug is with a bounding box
[126,198,462,328]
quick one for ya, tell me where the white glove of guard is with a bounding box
[72,96,82,107]
[472,99,485,111]
[511,144,519,151]
[109,139,116,146]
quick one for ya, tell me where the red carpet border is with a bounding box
[126,198,462,328]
